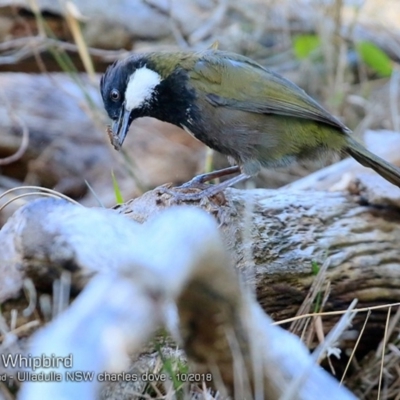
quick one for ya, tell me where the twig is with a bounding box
[275,302,400,325]
[281,298,358,400]
[22,279,37,318]
[188,0,228,45]
[52,272,71,318]
[0,187,81,212]
[64,2,96,82]
[0,116,29,165]
[142,0,189,48]
[377,306,392,400]
[389,66,400,132]
[376,305,400,357]
[0,88,30,165]
[0,320,40,342]
[0,36,127,65]
[340,309,371,385]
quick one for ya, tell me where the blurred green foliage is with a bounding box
[111,170,124,204]
[293,33,392,79]
[293,34,321,59]
[356,41,393,77]
[311,260,320,276]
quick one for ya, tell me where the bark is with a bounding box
[3,168,400,344]
[3,174,399,348]
[117,173,400,354]
[1,201,356,400]
[1,154,400,397]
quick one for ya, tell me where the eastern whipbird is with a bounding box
[100,49,400,200]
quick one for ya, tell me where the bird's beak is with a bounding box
[111,106,132,151]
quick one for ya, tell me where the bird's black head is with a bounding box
[100,55,164,150]
[100,53,197,150]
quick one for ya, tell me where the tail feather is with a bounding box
[345,136,400,188]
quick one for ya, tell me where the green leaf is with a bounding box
[111,170,124,204]
[154,339,186,396]
[356,41,392,77]
[293,34,321,59]
[311,261,320,276]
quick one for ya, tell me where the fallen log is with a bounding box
[1,134,400,398]
[1,201,356,400]
[117,177,400,355]
[2,172,400,357]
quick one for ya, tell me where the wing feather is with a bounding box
[190,51,348,132]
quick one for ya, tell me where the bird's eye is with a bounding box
[110,89,120,102]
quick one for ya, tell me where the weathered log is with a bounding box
[116,175,400,355]
[1,0,399,57]
[2,171,400,357]
[1,128,400,398]
[1,201,356,400]
[0,0,219,42]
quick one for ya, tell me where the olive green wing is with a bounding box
[189,50,348,132]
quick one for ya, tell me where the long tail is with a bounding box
[345,136,400,188]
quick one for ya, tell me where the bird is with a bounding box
[100,49,400,199]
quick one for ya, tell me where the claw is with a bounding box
[155,170,250,203]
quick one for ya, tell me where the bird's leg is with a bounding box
[191,173,250,198]
[178,165,241,189]
[158,172,250,202]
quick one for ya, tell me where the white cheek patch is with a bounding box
[124,66,162,111]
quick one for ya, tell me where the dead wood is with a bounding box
[1,0,400,75]
[1,201,356,400]
[2,169,400,358]
[1,143,400,397]
[115,174,400,358]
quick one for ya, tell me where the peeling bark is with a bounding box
[117,179,400,353]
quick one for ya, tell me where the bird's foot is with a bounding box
[177,177,209,190]
[178,166,241,189]
[155,184,231,227]
[156,173,250,203]
[156,184,224,203]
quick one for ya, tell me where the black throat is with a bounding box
[130,64,220,151]
[148,68,198,128]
